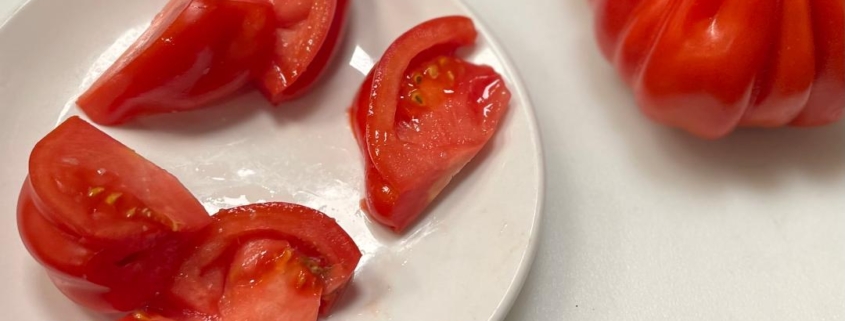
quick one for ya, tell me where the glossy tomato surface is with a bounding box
[350,16,511,232]
[593,0,845,138]
[17,116,211,312]
[256,0,350,103]
[76,0,275,125]
[129,203,361,321]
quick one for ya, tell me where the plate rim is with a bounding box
[454,0,547,319]
[0,0,29,30]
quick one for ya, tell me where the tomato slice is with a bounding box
[17,116,211,312]
[350,16,511,232]
[255,0,349,103]
[132,203,361,320]
[76,0,275,125]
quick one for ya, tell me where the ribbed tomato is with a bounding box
[593,0,845,138]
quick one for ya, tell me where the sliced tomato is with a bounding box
[350,16,511,232]
[76,0,275,125]
[132,203,361,320]
[255,0,350,103]
[17,116,211,312]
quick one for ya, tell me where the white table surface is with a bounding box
[2,1,843,320]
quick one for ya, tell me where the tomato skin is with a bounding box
[255,0,349,103]
[138,203,361,320]
[791,0,845,126]
[350,16,511,232]
[593,0,845,138]
[17,116,211,312]
[76,0,275,125]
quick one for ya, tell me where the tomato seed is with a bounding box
[105,192,123,205]
[425,65,439,79]
[88,186,105,197]
[410,90,424,105]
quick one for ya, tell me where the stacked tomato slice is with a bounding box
[19,117,212,311]
[18,117,361,320]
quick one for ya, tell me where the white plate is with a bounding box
[0,1,543,320]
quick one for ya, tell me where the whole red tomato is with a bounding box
[593,0,845,139]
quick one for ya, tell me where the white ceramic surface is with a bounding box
[0,1,543,320]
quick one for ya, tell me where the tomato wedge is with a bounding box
[76,0,275,125]
[17,116,211,312]
[350,16,511,232]
[127,203,361,320]
[77,0,351,123]
[255,0,350,103]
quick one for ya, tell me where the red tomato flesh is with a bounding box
[133,203,361,320]
[76,0,275,125]
[221,239,322,321]
[350,16,511,232]
[17,116,211,312]
[256,0,349,103]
